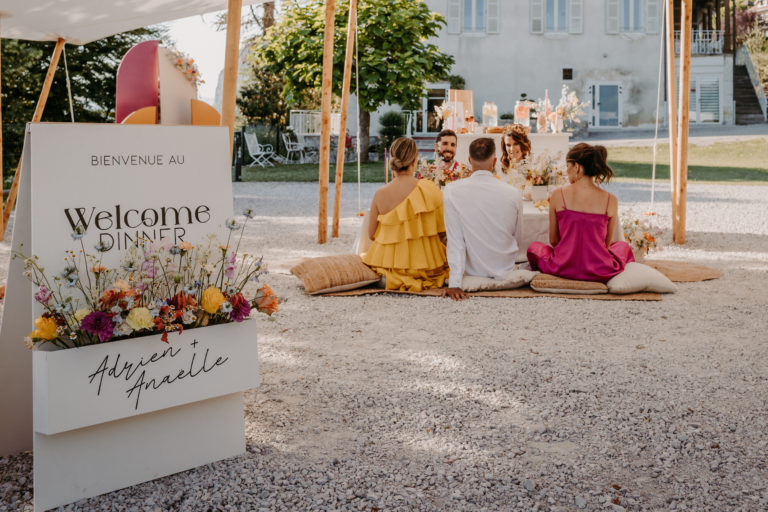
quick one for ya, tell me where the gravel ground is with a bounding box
[2,180,767,511]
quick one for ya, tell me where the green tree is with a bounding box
[237,68,291,128]
[1,27,167,180]
[256,0,454,161]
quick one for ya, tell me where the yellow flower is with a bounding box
[126,307,155,331]
[75,308,92,323]
[179,241,194,251]
[113,279,131,291]
[201,286,226,314]
[30,316,58,340]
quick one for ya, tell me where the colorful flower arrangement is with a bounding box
[621,209,664,259]
[16,209,277,350]
[520,151,563,186]
[166,48,203,87]
[415,159,470,188]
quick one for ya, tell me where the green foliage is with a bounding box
[743,21,768,91]
[237,68,290,128]
[447,75,465,90]
[1,28,168,179]
[378,110,406,155]
[256,0,454,113]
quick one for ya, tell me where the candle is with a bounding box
[384,148,388,184]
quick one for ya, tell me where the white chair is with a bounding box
[297,133,319,163]
[281,132,305,163]
[243,131,277,168]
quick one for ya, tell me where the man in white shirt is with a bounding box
[442,137,523,301]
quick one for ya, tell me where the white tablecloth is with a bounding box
[353,198,623,264]
[455,133,571,172]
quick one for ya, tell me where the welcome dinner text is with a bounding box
[63,204,211,251]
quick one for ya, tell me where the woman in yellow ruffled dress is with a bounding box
[361,137,450,291]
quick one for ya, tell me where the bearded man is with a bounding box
[415,129,471,187]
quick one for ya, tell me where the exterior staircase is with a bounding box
[734,65,767,124]
[413,135,436,158]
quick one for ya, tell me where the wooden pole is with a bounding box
[674,0,693,244]
[317,0,336,244]
[221,0,243,157]
[724,0,731,52]
[332,0,358,238]
[2,38,64,238]
[715,0,720,34]
[665,0,678,226]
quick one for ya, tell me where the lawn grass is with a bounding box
[236,140,768,183]
[238,161,387,183]
[608,139,768,182]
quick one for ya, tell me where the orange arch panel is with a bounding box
[121,106,158,125]
[190,99,221,126]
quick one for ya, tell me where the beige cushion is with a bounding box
[530,274,608,294]
[607,262,677,294]
[290,255,381,295]
[461,269,538,292]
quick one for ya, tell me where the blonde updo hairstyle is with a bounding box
[389,137,419,174]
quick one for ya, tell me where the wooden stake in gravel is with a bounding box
[221,0,243,157]
[665,0,678,229]
[674,0,693,244]
[318,0,336,244]
[332,0,358,239]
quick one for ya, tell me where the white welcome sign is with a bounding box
[0,123,259,511]
[29,123,232,273]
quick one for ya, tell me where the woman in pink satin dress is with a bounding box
[527,143,634,282]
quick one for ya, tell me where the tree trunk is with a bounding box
[263,2,275,29]
[359,109,370,163]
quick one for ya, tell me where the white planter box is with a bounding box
[33,320,259,511]
[34,320,259,435]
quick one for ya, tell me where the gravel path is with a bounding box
[2,180,767,511]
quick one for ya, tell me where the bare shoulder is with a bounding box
[549,187,565,209]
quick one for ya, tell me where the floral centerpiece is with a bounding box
[557,84,587,132]
[621,209,664,260]
[165,47,203,87]
[520,151,562,186]
[415,158,470,188]
[16,209,277,350]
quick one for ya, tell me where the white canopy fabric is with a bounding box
[0,0,266,44]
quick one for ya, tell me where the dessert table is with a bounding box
[455,133,571,172]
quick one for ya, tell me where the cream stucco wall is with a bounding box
[424,0,665,128]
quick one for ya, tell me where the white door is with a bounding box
[588,82,622,128]
[692,75,721,123]
[675,75,721,124]
[418,83,450,134]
